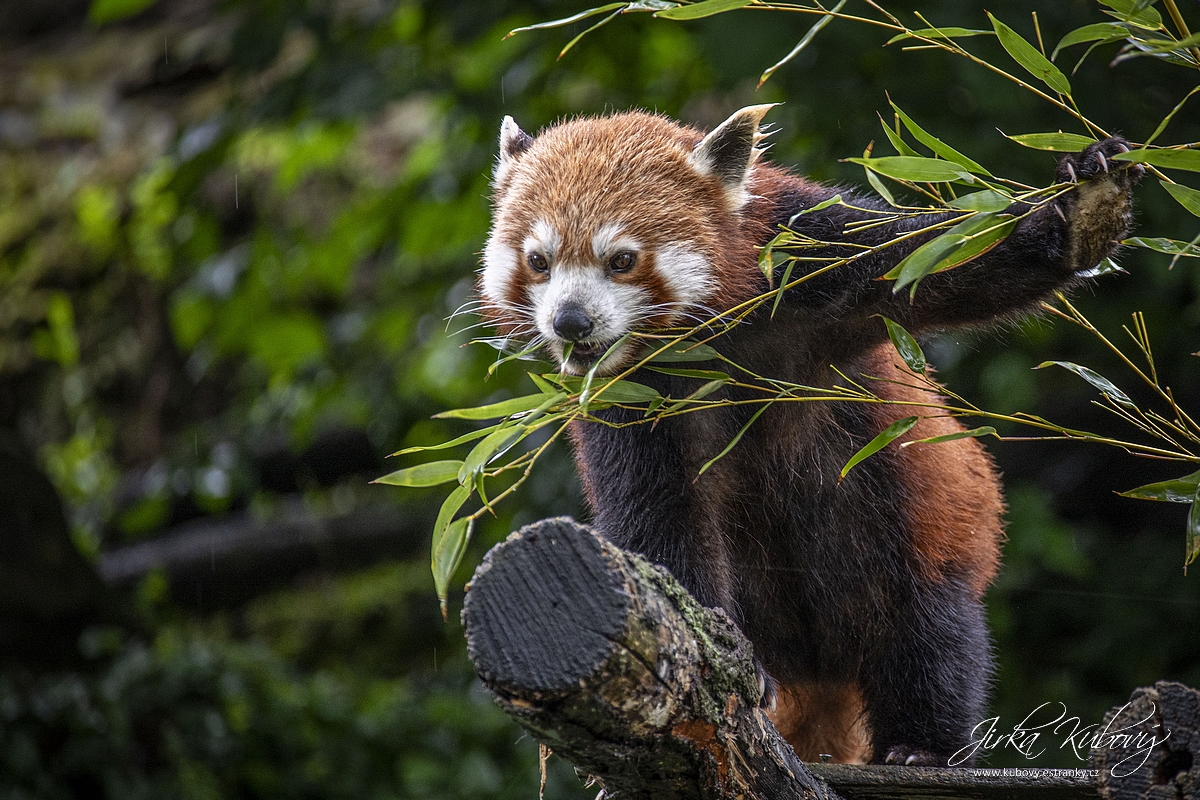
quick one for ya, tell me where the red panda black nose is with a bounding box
[553,306,594,342]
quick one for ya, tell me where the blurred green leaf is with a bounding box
[434,393,557,420]
[989,13,1072,95]
[758,0,846,87]
[840,416,918,480]
[881,317,925,373]
[88,0,159,24]
[1124,236,1200,258]
[433,517,473,613]
[507,3,627,36]
[374,460,464,487]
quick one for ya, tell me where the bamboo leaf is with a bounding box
[844,155,972,183]
[882,317,926,373]
[507,4,626,36]
[1119,470,1200,503]
[390,427,493,457]
[1147,86,1200,146]
[1124,236,1200,258]
[1051,22,1129,60]
[890,102,991,175]
[886,26,992,45]
[1098,0,1163,30]
[1035,360,1135,408]
[758,0,847,87]
[434,393,554,420]
[374,460,464,487]
[648,341,721,363]
[654,0,753,20]
[1112,148,1200,172]
[458,426,527,482]
[879,115,920,157]
[646,367,731,380]
[886,212,1016,294]
[866,169,898,206]
[433,516,474,615]
[589,379,663,404]
[697,399,776,476]
[901,426,998,447]
[840,416,919,480]
[989,13,1073,95]
[1006,132,1097,151]
[791,194,844,221]
[947,190,1014,212]
[683,378,729,402]
[1161,181,1200,217]
[1188,492,1200,568]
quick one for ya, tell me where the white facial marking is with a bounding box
[655,244,715,308]
[480,235,518,305]
[524,218,561,262]
[591,222,640,262]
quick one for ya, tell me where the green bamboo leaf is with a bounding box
[758,0,846,86]
[1147,86,1200,146]
[1134,31,1200,53]
[579,334,631,406]
[1051,22,1129,60]
[988,13,1072,95]
[683,378,729,402]
[887,232,968,289]
[648,341,721,363]
[1119,469,1200,502]
[374,460,464,487]
[840,417,919,481]
[1006,132,1097,151]
[558,6,624,58]
[1035,360,1134,408]
[435,393,553,420]
[1098,0,1163,30]
[879,115,920,157]
[886,213,1016,294]
[844,156,972,183]
[771,258,796,317]
[506,3,626,36]
[1188,491,1200,568]
[1161,181,1200,217]
[901,426,998,447]
[947,190,1014,212]
[791,194,845,221]
[590,379,663,404]
[646,367,731,380]
[881,317,926,373]
[390,427,493,457]
[433,516,474,614]
[458,426,527,482]
[866,169,898,207]
[654,0,753,19]
[891,102,991,175]
[697,398,777,477]
[886,26,993,45]
[1112,148,1200,172]
[1124,236,1200,258]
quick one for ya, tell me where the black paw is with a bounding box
[1056,136,1145,185]
[883,746,945,766]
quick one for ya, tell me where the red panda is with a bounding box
[478,106,1139,765]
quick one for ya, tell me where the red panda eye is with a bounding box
[527,253,549,273]
[609,252,636,273]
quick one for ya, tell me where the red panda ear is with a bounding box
[495,116,534,184]
[688,104,779,208]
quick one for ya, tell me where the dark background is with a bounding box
[0,0,1197,795]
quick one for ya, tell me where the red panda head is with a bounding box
[479,106,776,375]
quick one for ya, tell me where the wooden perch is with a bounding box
[464,517,1200,800]
[1090,681,1199,800]
[462,517,840,800]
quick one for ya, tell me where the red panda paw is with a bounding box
[882,745,943,766]
[755,658,778,713]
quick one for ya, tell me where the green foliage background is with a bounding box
[0,0,1198,794]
